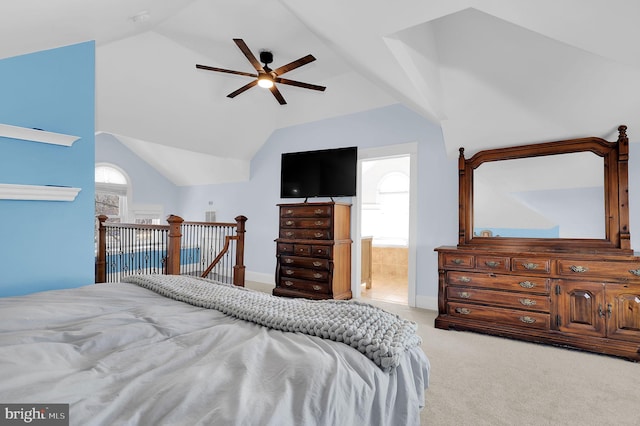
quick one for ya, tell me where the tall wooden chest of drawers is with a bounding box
[274,202,352,300]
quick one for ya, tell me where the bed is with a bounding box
[0,275,430,425]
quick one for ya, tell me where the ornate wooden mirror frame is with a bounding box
[458,125,631,253]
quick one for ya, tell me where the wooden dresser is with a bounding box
[436,247,640,360]
[436,126,640,361]
[273,202,352,300]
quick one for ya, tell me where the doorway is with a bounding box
[353,143,417,306]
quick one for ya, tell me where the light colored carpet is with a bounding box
[364,299,640,426]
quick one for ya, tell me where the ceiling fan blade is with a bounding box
[276,77,326,92]
[227,80,258,98]
[196,64,257,78]
[269,85,287,105]
[233,38,264,72]
[272,55,316,76]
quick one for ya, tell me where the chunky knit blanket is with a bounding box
[121,274,422,372]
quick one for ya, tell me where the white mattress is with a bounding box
[0,282,429,426]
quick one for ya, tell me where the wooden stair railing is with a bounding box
[96,215,246,286]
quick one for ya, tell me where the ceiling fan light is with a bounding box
[257,75,274,89]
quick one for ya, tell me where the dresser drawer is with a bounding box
[280,218,331,229]
[279,277,330,294]
[447,271,550,293]
[558,259,640,282]
[280,256,329,270]
[446,287,550,312]
[278,243,294,255]
[475,255,509,272]
[280,229,332,240]
[442,253,474,268]
[280,205,333,218]
[511,257,551,274]
[280,266,329,281]
[448,302,550,330]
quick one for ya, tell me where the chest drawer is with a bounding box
[280,229,332,240]
[448,302,550,330]
[280,266,329,282]
[446,287,550,312]
[280,256,329,270]
[279,277,330,294]
[558,259,640,282]
[280,205,332,218]
[280,218,331,229]
[511,257,551,274]
[447,271,550,294]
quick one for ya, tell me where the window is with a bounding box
[95,164,129,223]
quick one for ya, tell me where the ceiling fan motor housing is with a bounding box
[259,51,273,65]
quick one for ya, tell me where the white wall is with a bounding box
[177,104,458,306]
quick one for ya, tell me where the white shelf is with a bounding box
[0,184,81,201]
[0,123,80,146]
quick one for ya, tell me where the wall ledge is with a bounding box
[0,123,80,146]
[0,183,81,201]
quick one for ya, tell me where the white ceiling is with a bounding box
[2,0,639,185]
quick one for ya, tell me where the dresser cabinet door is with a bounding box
[605,284,640,343]
[555,280,606,337]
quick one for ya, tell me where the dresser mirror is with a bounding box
[473,151,605,239]
[458,125,631,252]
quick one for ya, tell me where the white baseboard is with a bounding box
[246,271,274,286]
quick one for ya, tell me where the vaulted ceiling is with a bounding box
[2,0,639,185]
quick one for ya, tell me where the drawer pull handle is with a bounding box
[522,262,538,270]
[455,307,471,315]
[285,270,294,275]
[285,209,293,215]
[314,232,324,238]
[519,316,536,324]
[314,209,323,215]
[312,285,322,291]
[285,231,294,237]
[313,273,322,279]
[451,258,463,265]
[284,280,293,287]
[485,261,499,268]
[519,298,537,306]
[570,265,588,273]
[315,220,324,226]
[313,261,322,267]
[519,281,535,289]
[458,276,471,283]
[285,220,294,226]
[284,258,293,264]
[458,292,471,299]
[629,269,640,276]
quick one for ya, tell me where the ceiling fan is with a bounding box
[196,38,326,105]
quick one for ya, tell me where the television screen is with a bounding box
[280,147,357,198]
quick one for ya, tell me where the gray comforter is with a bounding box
[0,282,429,426]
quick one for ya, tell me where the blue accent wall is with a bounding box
[0,42,95,296]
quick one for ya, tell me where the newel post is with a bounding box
[233,215,247,286]
[166,215,184,275]
[95,215,108,283]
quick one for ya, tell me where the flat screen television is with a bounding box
[280,147,357,199]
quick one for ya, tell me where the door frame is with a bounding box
[351,142,418,306]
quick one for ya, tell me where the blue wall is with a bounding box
[178,104,458,305]
[0,42,95,296]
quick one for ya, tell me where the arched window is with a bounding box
[95,164,129,223]
[376,172,410,245]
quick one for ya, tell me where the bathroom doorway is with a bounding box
[354,143,416,306]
